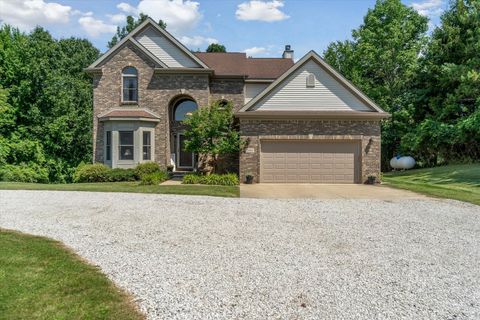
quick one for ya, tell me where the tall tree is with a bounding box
[401,0,480,164]
[324,0,428,168]
[206,43,226,52]
[108,14,167,48]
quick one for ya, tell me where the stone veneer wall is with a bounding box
[239,119,381,183]
[92,42,210,168]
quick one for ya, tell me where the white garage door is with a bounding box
[260,141,360,183]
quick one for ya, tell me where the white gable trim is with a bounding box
[86,18,208,70]
[238,51,386,114]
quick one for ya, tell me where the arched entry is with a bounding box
[169,97,198,171]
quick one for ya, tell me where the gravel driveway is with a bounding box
[1,190,479,319]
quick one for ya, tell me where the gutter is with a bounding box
[234,111,391,120]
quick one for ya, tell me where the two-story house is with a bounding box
[86,18,389,184]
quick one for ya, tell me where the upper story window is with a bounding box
[122,67,138,102]
[173,99,198,121]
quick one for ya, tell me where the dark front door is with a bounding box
[177,134,194,169]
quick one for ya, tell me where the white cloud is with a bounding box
[236,0,289,22]
[117,2,138,15]
[0,0,71,30]
[78,16,117,37]
[411,0,444,17]
[119,0,202,34]
[107,13,127,24]
[180,35,218,48]
[243,46,269,57]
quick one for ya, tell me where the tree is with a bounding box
[108,14,167,48]
[183,101,242,173]
[206,43,226,52]
[324,0,428,169]
[401,0,480,164]
[0,25,99,182]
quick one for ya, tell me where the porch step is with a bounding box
[171,171,191,180]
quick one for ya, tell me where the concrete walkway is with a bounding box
[240,183,425,199]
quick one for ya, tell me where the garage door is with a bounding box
[260,141,360,183]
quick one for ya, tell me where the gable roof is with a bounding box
[238,51,388,115]
[194,52,294,79]
[86,18,209,70]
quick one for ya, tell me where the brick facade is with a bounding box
[92,42,382,183]
[239,119,381,183]
[209,79,245,112]
[93,43,245,170]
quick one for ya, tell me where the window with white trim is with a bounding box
[119,131,134,160]
[143,131,151,160]
[122,67,138,102]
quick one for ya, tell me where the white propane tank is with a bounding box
[390,156,416,170]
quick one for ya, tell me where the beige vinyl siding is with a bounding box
[135,27,201,68]
[253,60,371,112]
[245,83,269,103]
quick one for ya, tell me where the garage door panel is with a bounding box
[261,141,359,184]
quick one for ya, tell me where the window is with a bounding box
[119,131,134,160]
[143,131,151,160]
[173,99,197,121]
[106,131,112,161]
[122,67,138,102]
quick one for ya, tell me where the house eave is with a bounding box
[84,67,102,74]
[235,111,391,120]
[244,78,275,83]
[154,68,214,74]
[98,116,160,123]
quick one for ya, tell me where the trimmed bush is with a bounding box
[182,173,239,186]
[182,173,202,185]
[139,171,169,185]
[106,168,136,182]
[73,163,110,183]
[134,162,161,179]
[0,164,49,183]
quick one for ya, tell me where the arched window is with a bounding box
[173,99,197,121]
[122,66,138,102]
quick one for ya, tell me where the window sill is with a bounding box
[121,101,139,106]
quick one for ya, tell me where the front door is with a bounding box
[177,133,194,169]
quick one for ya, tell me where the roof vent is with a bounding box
[306,73,315,88]
[282,45,294,60]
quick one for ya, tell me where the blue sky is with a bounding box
[0,0,447,58]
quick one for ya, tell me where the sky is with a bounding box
[0,0,448,58]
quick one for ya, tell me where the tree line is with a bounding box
[324,0,479,169]
[0,0,478,182]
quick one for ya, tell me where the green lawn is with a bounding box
[0,181,239,198]
[383,163,480,205]
[0,229,144,320]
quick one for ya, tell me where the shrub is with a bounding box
[182,173,238,186]
[134,162,161,179]
[106,168,136,182]
[139,171,169,185]
[73,163,110,183]
[0,164,49,183]
[182,173,202,185]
